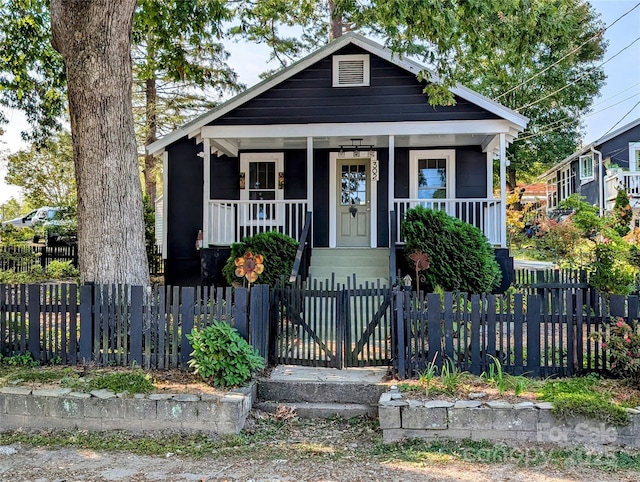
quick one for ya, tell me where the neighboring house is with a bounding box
[541,118,640,219]
[147,33,528,286]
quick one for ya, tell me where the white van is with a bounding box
[2,207,57,228]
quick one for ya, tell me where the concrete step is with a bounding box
[309,266,389,279]
[306,276,390,289]
[308,248,390,286]
[254,401,377,419]
[257,379,387,406]
[311,248,389,259]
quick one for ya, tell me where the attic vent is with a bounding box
[332,54,370,87]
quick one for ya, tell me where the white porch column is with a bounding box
[486,151,493,198]
[162,151,168,259]
[499,133,507,248]
[202,138,211,246]
[388,135,395,213]
[306,137,314,213]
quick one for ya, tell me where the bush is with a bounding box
[46,260,79,279]
[401,206,501,293]
[590,242,635,295]
[222,231,298,286]
[602,318,640,386]
[558,194,602,236]
[187,321,264,387]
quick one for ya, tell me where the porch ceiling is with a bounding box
[209,134,493,153]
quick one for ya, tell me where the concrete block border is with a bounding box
[378,392,640,448]
[0,382,256,435]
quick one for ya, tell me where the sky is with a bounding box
[0,0,639,206]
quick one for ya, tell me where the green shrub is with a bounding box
[558,194,602,236]
[222,231,298,286]
[46,260,79,279]
[400,206,501,293]
[590,242,635,295]
[187,321,264,387]
[610,189,632,237]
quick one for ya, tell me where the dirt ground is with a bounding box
[1,411,639,482]
[1,446,636,482]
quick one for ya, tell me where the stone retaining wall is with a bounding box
[379,393,640,448]
[0,383,256,435]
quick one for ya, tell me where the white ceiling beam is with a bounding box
[210,138,238,158]
[201,120,514,140]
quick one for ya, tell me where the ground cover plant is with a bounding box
[187,320,265,387]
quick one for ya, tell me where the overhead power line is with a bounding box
[598,100,640,139]
[517,36,640,111]
[492,2,640,102]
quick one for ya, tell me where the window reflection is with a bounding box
[418,158,446,199]
[341,164,367,205]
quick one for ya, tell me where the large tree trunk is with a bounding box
[144,76,157,203]
[51,0,149,286]
[328,0,343,40]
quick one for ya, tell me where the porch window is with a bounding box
[409,150,455,199]
[579,154,594,183]
[630,142,640,171]
[240,153,284,221]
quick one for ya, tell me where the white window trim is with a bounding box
[630,142,640,171]
[409,149,456,199]
[332,54,370,87]
[579,153,594,184]
[239,152,284,226]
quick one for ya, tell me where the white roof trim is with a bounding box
[540,117,640,180]
[147,32,528,156]
[596,117,640,145]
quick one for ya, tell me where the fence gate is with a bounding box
[269,284,393,368]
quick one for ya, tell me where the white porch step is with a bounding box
[308,248,390,287]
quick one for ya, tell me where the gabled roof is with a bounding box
[148,33,528,155]
[540,117,640,178]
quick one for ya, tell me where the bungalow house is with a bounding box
[541,118,640,220]
[147,33,528,286]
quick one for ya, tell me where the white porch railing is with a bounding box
[208,200,308,245]
[392,198,503,246]
[605,171,640,210]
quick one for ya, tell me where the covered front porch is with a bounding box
[197,124,516,250]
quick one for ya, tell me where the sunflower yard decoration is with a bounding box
[234,252,265,284]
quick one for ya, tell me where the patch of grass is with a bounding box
[86,371,155,394]
[538,374,630,426]
[374,438,640,471]
[59,370,155,395]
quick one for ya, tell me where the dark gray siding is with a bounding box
[166,137,203,286]
[455,147,487,198]
[284,150,307,199]
[376,150,389,247]
[211,154,239,199]
[212,45,500,126]
[599,123,640,169]
[313,150,330,247]
[393,149,410,198]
